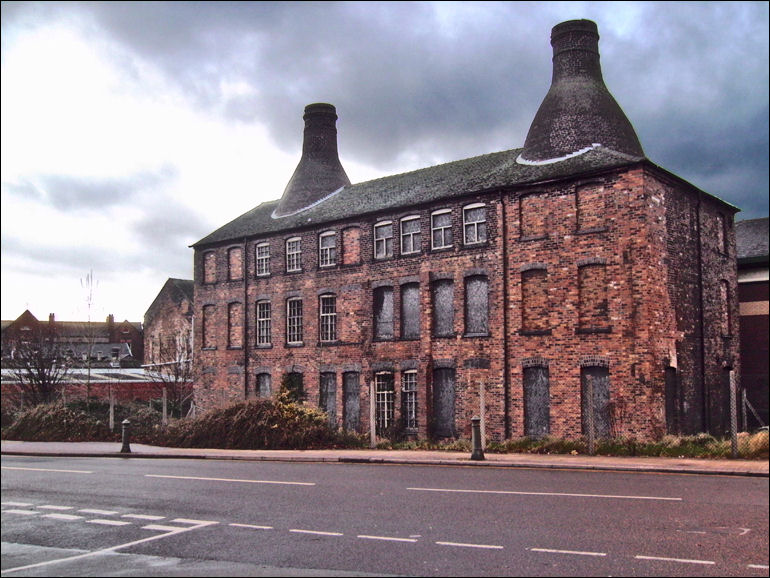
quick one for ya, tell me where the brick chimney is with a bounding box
[520,19,644,162]
[273,103,351,218]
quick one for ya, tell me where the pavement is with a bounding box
[1,440,767,477]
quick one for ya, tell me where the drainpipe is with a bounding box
[696,194,708,433]
[243,238,249,400]
[500,190,512,439]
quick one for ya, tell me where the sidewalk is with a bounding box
[2,440,767,477]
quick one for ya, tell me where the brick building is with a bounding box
[736,217,769,429]
[191,20,739,441]
[143,278,194,369]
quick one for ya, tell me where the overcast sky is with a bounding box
[2,1,768,323]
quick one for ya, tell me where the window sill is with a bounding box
[432,333,456,339]
[463,241,489,249]
[201,347,217,351]
[286,342,305,348]
[319,340,342,347]
[575,226,609,235]
[576,327,613,334]
[255,344,272,349]
[431,246,454,253]
[255,274,271,279]
[399,336,420,342]
[519,234,548,242]
[373,337,396,343]
[519,329,552,336]
[463,332,490,338]
[227,346,244,350]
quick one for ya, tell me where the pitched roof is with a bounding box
[193,145,645,248]
[736,217,769,263]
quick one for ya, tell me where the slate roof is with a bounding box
[194,145,646,248]
[736,217,769,264]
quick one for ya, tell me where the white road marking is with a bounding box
[41,513,83,521]
[4,509,38,516]
[230,523,273,530]
[38,505,74,511]
[357,535,418,543]
[146,474,315,486]
[436,541,503,550]
[408,487,681,501]
[121,514,165,520]
[79,509,118,515]
[87,519,132,527]
[635,555,715,565]
[142,524,187,532]
[748,564,770,569]
[0,519,218,574]
[2,467,92,474]
[171,518,218,525]
[1,502,33,507]
[530,547,607,557]
[290,529,344,537]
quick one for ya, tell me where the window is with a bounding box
[319,231,336,267]
[400,216,421,255]
[228,247,243,281]
[716,213,727,254]
[523,365,550,439]
[319,372,337,426]
[257,372,271,398]
[256,243,270,276]
[286,298,303,344]
[228,302,243,348]
[720,280,731,336]
[374,221,393,259]
[464,275,489,335]
[581,365,610,439]
[203,251,217,284]
[432,279,454,337]
[375,372,395,436]
[202,304,216,348]
[342,227,362,265]
[400,283,420,339]
[256,300,271,346]
[319,294,337,342]
[283,372,304,402]
[463,203,487,245]
[373,286,394,340]
[431,210,453,250]
[402,370,418,430]
[286,237,302,272]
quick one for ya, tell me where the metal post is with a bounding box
[587,376,596,456]
[120,419,131,454]
[471,416,485,461]
[162,386,168,426]
[730,370,738,459]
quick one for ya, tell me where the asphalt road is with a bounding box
[2,455,768,576]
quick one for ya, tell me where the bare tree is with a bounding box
[5,339,72,408]
[143,332,194,419]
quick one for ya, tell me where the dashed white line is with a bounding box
[290,529,344,537]
[4,509,38,516]
[171,518,218,525]
[79,509,118,516]
[121,514,166,520]
[408,487,681,501]
[87,519,132,527]
[357,535,418,543]
[635,555,715,565]
[530,547,607,557]
[146,474,315,486]
[2,502,33,507]
[2,466,92,474]
[41,513,83,521]
[748,564,770,570]
[38,505,74,511]
[436,541,503,550]
[142,524,187,532]
[229,523,273,530]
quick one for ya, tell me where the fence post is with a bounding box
[730,370,738,459]
[471,416,485,461]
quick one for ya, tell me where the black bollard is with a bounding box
[120,419,131,454]
[470,416,485,461]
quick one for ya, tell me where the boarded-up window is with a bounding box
[581,366,610,439]
[228,247,243,281]
[576,184,606,231]
[203,251,217,284]
[320,372,337,426]
[524,365,550,438]
[228,302,243,348]
[342,227,361,265]
[720,280,731,336]
[520,194,547,238]
[432,367,456,438]
[373,286,394,340]
[432,279,454,337]
[257,372,271,398]
[202,304,216,349]
[283,372,304,402]
[578,264,609,330]
[343,372,360,433]
[464,275,489,335]
[400,283,420,339]
[521,268,549,332]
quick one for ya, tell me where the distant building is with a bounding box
[1,310,143,367]
[736,217,769,429]
[190,20,739,441]
[143,278,194,370]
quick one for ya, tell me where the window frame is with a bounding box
[431,209,453,250]
[255,242,270,277]
[286,297,303,345]
[319,293,338,343]
[373,285,395,340]
[256,300,271,347]
[286,237,302,273]
[462,203,487,246]
[375,371,395,436]
[400,215,421,255]
[373,221,394,260]
[402,370,418,430]
[319,231,337,268]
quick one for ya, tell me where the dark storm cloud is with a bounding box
[3,166,178,212]
[3,1,767,218]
